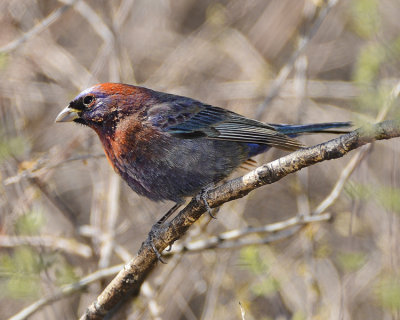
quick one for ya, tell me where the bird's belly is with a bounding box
[113,138,250,202]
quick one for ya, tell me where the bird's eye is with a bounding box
[83,95,94,106]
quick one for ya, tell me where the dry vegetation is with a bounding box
[1,0,400,319]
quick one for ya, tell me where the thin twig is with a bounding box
[8,264,123,320]
[140,282,163,320]
[98,175,121,268]
[239,302,246,320]
[312,148,368,216]
[166,213,331,254]
[4,154,105,186]
[255,0,339,119]
[313,78,400,215]
[201,254,229,320]
[0,1,79,53]
[0,235,92,258]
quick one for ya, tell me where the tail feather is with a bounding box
[272,122,352,135]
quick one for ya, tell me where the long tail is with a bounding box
[272,122,352,135]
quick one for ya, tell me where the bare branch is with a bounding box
[4,154,105,186]
[0,235,92,258]
[8,265,123,320]
[0,1,78,53]
[80,119,400,320]
[167,213,331,254]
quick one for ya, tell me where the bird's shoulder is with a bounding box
[145,92,241,134]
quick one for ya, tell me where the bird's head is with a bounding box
[55,83,151,132]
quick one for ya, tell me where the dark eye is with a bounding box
[83,95,94,106]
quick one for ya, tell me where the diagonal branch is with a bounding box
[0,1,79,54]
[80,119,400,320]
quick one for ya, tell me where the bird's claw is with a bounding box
[148,224,167,264]
[197,186,216,219]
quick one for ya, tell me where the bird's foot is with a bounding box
[196,184,216,219]
[147,202,183,263]
[147,223,168,264]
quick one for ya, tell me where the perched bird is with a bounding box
[56,83,350,207]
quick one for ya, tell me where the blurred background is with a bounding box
[1,0,400,319]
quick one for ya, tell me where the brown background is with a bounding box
[1,0,400,319]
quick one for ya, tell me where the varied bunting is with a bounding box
[56,83,350,205]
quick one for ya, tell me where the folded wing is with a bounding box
[147,98,304,151]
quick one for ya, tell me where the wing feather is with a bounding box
[147,98,304,151]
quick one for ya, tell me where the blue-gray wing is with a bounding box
[147,97,304,151]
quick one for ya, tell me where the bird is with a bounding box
[56,83,350,213]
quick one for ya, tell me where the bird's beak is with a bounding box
[55,106,80,123]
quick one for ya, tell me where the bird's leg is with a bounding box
[196,183,216,219]
[156,202,183,225]
[148,202,183,263]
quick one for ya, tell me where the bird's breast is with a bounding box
[94,117,174,199]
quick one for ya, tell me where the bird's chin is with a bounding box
[73,118,88,126]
